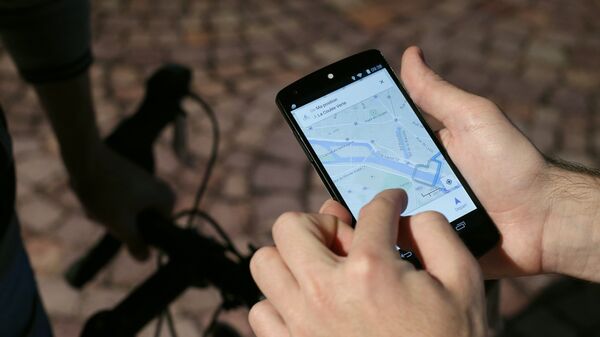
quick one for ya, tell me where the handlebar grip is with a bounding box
[65,234,122,288]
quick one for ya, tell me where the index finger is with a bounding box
[350,189,408,257]
[272,212,353,283]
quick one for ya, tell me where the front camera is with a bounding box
[327,73,334,79]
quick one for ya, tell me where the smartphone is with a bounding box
[276,49,499,257]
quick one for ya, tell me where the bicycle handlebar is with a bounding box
[80,210,261,337]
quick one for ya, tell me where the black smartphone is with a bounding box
[276,49,499,257]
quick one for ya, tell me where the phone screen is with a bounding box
[290,66,477,222]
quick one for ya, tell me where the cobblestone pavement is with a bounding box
[1,0,599,336]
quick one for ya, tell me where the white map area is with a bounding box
[302,85,463,217]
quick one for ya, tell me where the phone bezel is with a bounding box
[276,49,499,257]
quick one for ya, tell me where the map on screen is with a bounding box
[293,68,476,220]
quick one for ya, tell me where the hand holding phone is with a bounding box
[277,48,499,258]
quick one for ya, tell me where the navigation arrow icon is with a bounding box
[454,198,461,205]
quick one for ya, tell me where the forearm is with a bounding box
[0,0,96,179]
[33,73,101,180]
[542,158,600,281]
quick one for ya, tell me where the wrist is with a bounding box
[541,161,600,281]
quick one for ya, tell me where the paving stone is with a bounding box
[173,288,221,315]
[307,187,331,213]
[55,211,103,250]
[0,52,17,74]
[310,167,326,188]
[491,32,525,59]
[592,129,600,155]
[223,151,255,170]
[110,66,140,90]
[570,42,600,70]
[110,250,158,287]
[233,77,264,96]
[18,198,63,234]
[522,64,559,86]
[37,276,82,317]
[11,136,41,159]
[234,126,269,150]
[253,161,305,191]
[154,144,181,176]
[206,201,251,236]
[496,76,547,109]
[312,42,349,63]
[15,153,63,186]
[262,125,307,164]
[222,172,249,198]
[166,317,202,337]
[80,287,128,318]
[561,115,588,152]
[24,236,63,275]
[529,125,557,154]
[565,69,600,90]
[487,55,519,73]
[51,316,84,337]
[446,64,490,95]
[57,188,82,211]
[419,30,450,58]
[526,40,566,67]
[550,87,589,116]
[253,193,303,234]
[215,307,253,337]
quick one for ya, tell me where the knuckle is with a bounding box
[347,250,382,282]
[250,246,277,275]
[474,96,499,112]
[462,97,500,124]
[303,275,331,309]
[272,211,304,237]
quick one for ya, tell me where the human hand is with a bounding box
[249,189,487,337]
[400,46,600,281]
[69,142,175,260]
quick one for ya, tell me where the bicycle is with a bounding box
[65,64,260,337]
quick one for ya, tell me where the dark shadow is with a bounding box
[499,278,600,337]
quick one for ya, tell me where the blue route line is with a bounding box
[308,139,447,189]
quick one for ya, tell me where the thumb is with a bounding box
[400,46,497,131]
